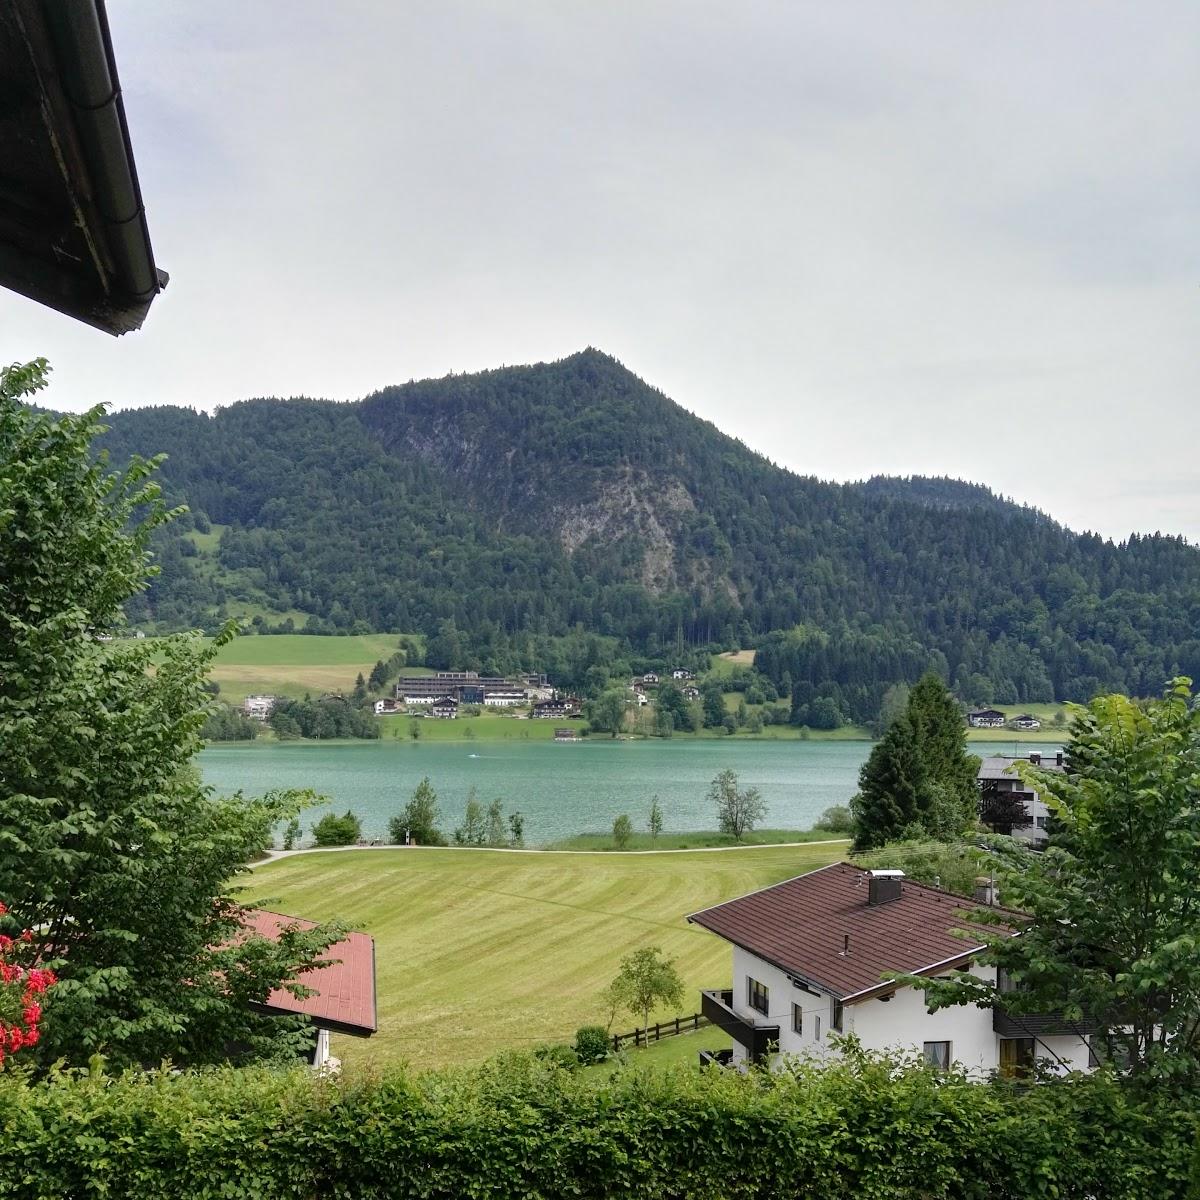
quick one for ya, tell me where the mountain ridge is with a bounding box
[94,349,1200,719]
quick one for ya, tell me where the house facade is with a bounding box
[688,863,1093,1077]
[430,698,458,719]
[483,690,526,707]
[242,694,276,721]
[1012,714,1041,731]
[967,708,1007,728]
[977,751,1064,845]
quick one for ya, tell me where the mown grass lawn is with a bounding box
[245,843,844,1071]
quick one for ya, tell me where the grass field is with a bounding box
[245,842,846,1070]
[966,702,1070,742]
[208,634,417,704]
[544,829,844,851]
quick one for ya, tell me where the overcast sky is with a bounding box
[4,2,1197,541]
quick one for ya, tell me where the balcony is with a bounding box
[993,1006,1098,1037]
[700,989,779,1062]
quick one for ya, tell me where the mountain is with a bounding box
[95,349,1200,721]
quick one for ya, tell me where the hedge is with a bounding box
[0,1053,1196,1199]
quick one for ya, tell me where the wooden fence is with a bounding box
[610,1012,709,1053]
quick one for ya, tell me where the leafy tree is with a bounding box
[851,715,929,850]
[922,681,1200,1085]
[588,689,628,738]
[815,805,853,835]
[507,811,525,848]
[655,682,696,732]
[282,817,303,850]
[701,683,726,729]
[0,360,336,1068]
[654,708,674,738]
[605,946,685,1032]
[311,810,362,846]
[807,696,842,730]
[612,814,633,850]
[390,776,444,845]
[201,704,259,741]
[874,683,911,736]
[453,789,485,846]
[648,795,663,841]
[352,672,367,704]
[485,799,506,847]
[709,769,767,841]
[408,718,421,740]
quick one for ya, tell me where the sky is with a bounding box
[4,1,1197,542]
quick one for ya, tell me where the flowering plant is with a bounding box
[0,902,55,1064]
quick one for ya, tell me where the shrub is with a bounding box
[310,810,362,846]
[532,1043,579,1070]
[574,1025,610,1064]
[814,804,853,834]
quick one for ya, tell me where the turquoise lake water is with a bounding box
[198,736,1057,845]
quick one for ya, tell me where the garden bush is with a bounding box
[574,1025,609,1064]
[0,1053,1194,1198]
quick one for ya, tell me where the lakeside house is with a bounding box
[532,698,580,719]
[967,708,1006,728]
[241,909,377,1070]
[373,698,402,715]
[688,863,1093,1076]
[977,751,1064,845]
[553,728,579,742]
[242,694,277,721]
[1011,714,1042,731]
[431,698,458,719]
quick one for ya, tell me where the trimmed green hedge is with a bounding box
[0,1054,1195,1199]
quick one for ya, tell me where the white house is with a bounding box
[967,708,1007,728]
[242,694,276,721]
[483,690,526,708]
[373,698,401,715]
[688,863,1094,1077]
[1012,714,1042,731]
[431,698,458,719]
[671,668,694,680]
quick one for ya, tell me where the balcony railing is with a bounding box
[993,1006,1098,1037]
[700,988,779,1062]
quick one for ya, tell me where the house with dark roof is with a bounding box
[1011,714,1042,731]
[967,708,1007,728]
[241,909,377,1070]
[687,863,1093,1076]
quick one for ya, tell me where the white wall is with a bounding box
[730,949,1092,1076]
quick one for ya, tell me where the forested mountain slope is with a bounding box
[95,349,1200,719]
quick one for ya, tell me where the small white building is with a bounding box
[483,690,526,708]
[642,672,660,684]
[242,694,276,721]
[1012,714,1042,731]
[688,863,1094,1077]
[430,698,458,719]
[671,668,694,680]
[373,698,401,715]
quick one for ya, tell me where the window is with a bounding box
[923,1041,951,1070]
[997,967,1017,994]
[747,977,769,1015]
[791,1003,803,1036]
[999,1037,1035,1078]
[832,1001,844,1032]
[814,1015,821,1041]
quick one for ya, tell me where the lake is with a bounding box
[198,737,1058,845]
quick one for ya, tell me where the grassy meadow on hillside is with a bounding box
[245,843,845,1069]
[206,633,419,703]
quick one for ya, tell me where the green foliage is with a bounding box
[533,1043,579,1070]
[200,702,259,740]
[606,946,685,1031]
[0,360,336,1069]
[587,689,628,737]
[852,715,928,849]
[0,1056,1192,1197]
[311,810,362,846]
[282,817,303,851]
[507,811,525,848]
[648,795,663,841]
[453,788,486,846]
[922,680,1200,1087]
[814,804,854,834]
[856,839,986,898]
[574,1024,610,1064]
[269,695,379,740]
[701,682,726,729]
[709,768,768,841]
[654,681,696,732]
[611,814,633,850]
[390,776,445,845]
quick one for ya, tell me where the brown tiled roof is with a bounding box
[241,909,377,1037]
[687,862,1018,1002]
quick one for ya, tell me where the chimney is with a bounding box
[974,875,999,906]
[1029,752,1041,766]
[1056,752,1063,767]
[867,869,904,906]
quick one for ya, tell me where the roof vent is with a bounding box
[1029,752,1041,766]
[867,869,903,906]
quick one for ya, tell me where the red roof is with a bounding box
[688,862,1017,1003]
[241,909,377,1037]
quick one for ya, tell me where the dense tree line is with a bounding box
[95,350,1200,707]
[269,697,379,740]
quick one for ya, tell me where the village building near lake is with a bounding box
[977,751,1064,846]
[689,863,1095,1077]
[966,708,1006,728]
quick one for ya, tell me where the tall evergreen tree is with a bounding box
[906,671,980,822]
[851,715,930,849]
